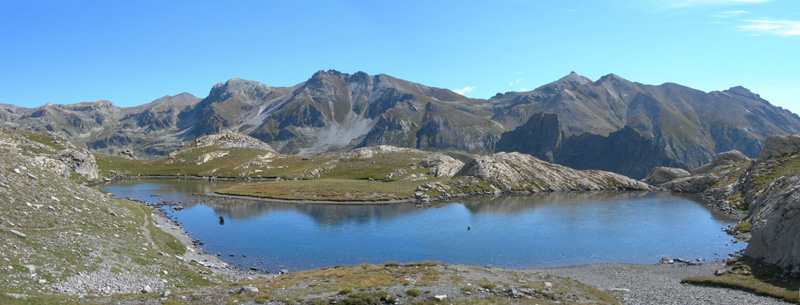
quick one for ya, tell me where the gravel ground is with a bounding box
[537,262,793,305]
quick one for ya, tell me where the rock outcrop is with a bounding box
[643,167,690,186]
[180,132,275,152]
[53,149,100,180]
[661,174,719,194]
[117,149,136,160]
[455,152,651,193]
[418,154,464,178]
[662,134,800,271]
[757,134,800,161]
[745,173,800,271]
[693,150,749,175]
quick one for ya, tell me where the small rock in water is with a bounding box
[239,286,259,294]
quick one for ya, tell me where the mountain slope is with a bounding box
[2,71,799,179]
[493,72,800,177]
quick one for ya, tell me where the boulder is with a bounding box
[53,149,99,180]
[745,175,800,271]
[239,286,259,294]
[418,153,464,178]
[662,174,719,193]
[693,150,749,175]
[643,167,690,185]
[117,149,136,160]
[757,135,800,161]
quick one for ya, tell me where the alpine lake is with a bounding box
[102,179,746,273]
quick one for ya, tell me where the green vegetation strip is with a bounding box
[216,178,444,202]
[682,257,799,303]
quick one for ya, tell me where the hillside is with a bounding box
[0,130,221,298]
[494,73,800,178]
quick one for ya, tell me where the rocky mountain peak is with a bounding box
[208,78,274,102]
[724,85,760,99]
[595,73,627,85]
[557,71,593,85]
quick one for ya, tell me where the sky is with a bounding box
[1,0,798,114]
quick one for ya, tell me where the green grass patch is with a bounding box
[735,221,752,233]
[753,154,800,191]
[682,257,799,303]
[216,178,446,202]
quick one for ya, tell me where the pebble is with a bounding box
[239,286,259,294]
[9,230,26,238]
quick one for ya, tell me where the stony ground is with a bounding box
[540,263,792,305]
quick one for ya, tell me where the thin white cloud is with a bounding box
[713,10,749,18]
[508,78,522,86]
[739,19,800,36]
[453,86,475,96]
[663,0,767,8]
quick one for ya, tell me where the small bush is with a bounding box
[736,221,752,233]
[406,288,421,297]
[339,288,354,295]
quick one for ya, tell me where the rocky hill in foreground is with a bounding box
[3,70,799,179]
[647,134,800,273]
[0,130,219,296]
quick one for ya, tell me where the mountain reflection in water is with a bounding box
[102,180,746,273]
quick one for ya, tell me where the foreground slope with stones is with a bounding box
[0,131,214,297]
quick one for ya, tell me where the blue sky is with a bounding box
[1,0,798,114]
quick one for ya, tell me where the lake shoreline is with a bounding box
[149,204,785,304]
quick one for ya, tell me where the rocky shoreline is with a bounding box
[146,205,274,282]
[146,203,791,304]
[128,192,793,305]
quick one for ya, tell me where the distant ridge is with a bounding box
[2,70,799,178]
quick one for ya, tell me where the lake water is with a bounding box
[102,179,746,273]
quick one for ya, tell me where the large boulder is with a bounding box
[661,174,719,193]
[53,149,99,180]
[418,154,464,178]
[746,174,800,271]
[117,149,136,160]
[757,135,800,161]
[643,167,690,186]
[693,150,749,175]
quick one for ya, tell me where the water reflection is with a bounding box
[102,180,746,272]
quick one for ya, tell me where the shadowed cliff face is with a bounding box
[496,113,682,179]
[490,73,800,172]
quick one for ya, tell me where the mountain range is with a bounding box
[2,70,798,179]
